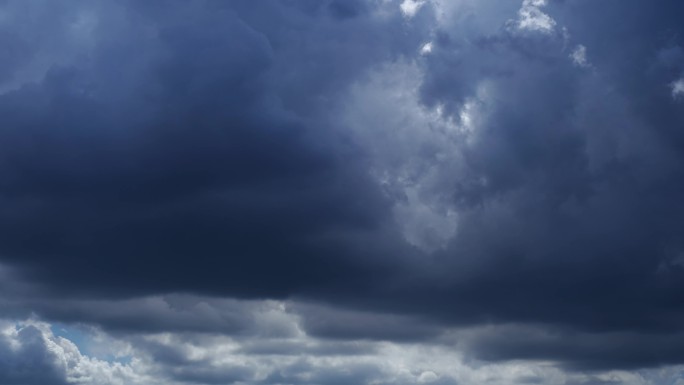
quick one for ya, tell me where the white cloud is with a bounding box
[400,0,426,18]
[420,41,433,55]
[516,0,556,33]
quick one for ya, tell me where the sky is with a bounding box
[1,0,684,384]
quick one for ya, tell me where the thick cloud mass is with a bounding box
[3,0,684,383]
[0,0,420,297]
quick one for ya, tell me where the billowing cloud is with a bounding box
[0,320,145,385]
[3,0,684,383]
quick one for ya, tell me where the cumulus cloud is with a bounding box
[0,320,146,385]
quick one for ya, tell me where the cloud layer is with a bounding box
[2,0,684,384]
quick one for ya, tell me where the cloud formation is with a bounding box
[2,0,684,383]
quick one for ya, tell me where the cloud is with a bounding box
[672,78,684,99]
[515,0,556,33]
[400,0,426,18]
[571,45,590,67]
[0,320,145,385]
[8,316,684,385]
[0,322,68,385]
[3,0,684,381]
[0,0,425,299]
[458,324,684,371]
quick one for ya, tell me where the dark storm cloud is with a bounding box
[296,0,684,370]
[369,0,684,369]
[290,302,442,342]
[237,339,378,357]
[463,325,684,371]
[425,0,684,326]
[0,295,289,335]
[5,0,684,378]
[0,0,426,297]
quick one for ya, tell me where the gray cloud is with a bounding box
[0,0,423,298]
[3,0,684,381]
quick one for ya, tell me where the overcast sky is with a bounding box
[2,0,684,384]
